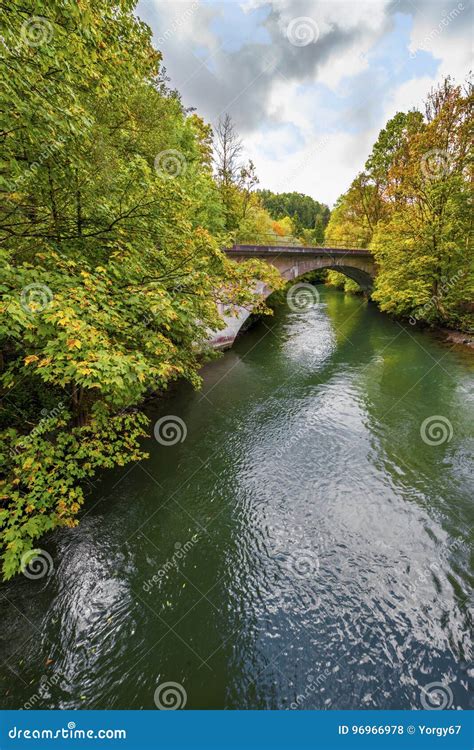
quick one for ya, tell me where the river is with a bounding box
[1,286,472,710]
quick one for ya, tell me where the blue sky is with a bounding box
[137,0,472,205]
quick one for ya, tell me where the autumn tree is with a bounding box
[0,0,282,578]
[325,77,473,322]
[371,77,473,327]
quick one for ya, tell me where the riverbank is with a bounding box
[435,327,474,349]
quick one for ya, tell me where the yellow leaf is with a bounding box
[67,339,82,350]
[24,355,39,365]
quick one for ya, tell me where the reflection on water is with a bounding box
[0,287,472,710]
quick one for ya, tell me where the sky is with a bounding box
[136,0,473,206]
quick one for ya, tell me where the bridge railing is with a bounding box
[228,234,370,251]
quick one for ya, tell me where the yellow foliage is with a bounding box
[24,355,39,365]
[67,338,82,349]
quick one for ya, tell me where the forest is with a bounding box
[0,0,472,578]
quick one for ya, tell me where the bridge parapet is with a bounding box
[227,244,372,257]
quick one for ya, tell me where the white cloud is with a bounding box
[407,0,472,81]
[137,0,473,205]
[244,73,456,206]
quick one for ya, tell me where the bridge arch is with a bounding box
[274,258,374,292]
[317,263,373,291]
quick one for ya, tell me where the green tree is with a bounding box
[0,0,282,578]
[325,77,473,325]
[371,78,473,329]
[258,190,330,236]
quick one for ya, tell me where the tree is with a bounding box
[325,271,362,294]
[214,113,243,187]
[324,186,373,247]
[324,77,473,316]
[371,77,473,328]
[239,159,259,220]
[0,0,283,578]
[258,190,330,237]
[213,114,262,231]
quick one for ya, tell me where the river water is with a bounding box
[1,287,472,710]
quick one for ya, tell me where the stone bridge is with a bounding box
[211,243,375,349]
